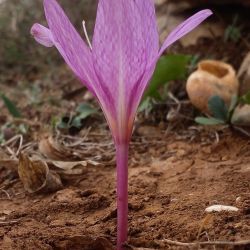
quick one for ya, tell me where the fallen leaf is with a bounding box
[48,160,100,177]
[39,136,79,161]
[50,160,88,170]
[18,152,63,194]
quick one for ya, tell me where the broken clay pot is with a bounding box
[186,60,239,114]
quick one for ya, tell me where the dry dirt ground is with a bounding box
[0,127,249,250]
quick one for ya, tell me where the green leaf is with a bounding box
[57,120,69,129]
[144,54,191,100]
[51,116,59,130]
[56,116,72,130]
[18,124,28,134]
[224,14,241,43]
[0,93,22,118]
[189,54,200,71]
[228,95,238,114]
[76,103,97,120]
[71,117,83,129]
[208,95,228,122]
[0,133,4,144]
[138,97,153,113]
[68,103,98,129]
[240,91,250,104]
[195,117,225,125]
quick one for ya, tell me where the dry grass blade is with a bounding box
[1,134,23,159]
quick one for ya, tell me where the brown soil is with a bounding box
[0,128,249,250]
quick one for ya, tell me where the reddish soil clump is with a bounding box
[0,129,249,249]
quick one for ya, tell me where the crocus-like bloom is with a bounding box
[31,1,212,249]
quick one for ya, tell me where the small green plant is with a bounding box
[195,95,238,125]
[138,96,154,116]
[0,93,28,143]
[224,15,242,43]
[239,91,250,104]
[56,103,97,133]
[0,93,22,118]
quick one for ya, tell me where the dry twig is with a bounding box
[161,238,250,247]
[0,220,19,226]
[0,189,11,200]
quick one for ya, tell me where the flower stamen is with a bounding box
[82,20,92,50]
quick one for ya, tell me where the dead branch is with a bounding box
[161,238,250,247]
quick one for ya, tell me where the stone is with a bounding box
[231,104,250,126]
[238,52,250,96]
[205,205,239,213]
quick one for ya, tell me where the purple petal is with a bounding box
[128,64,157,123]
[30,23,54,47]
[92,0,146,107]
[93,0,159,139]
[124,0,159,129]
[159,9,213,56]
[135,0,159,64]
[43,0,97,93]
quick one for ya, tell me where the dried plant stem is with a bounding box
[116,143,129,250]
[125,239,250,250]
[162,239,250,247]
[0,220,19,225]
[0,189,11,200]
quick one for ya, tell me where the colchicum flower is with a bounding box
[31,1,212,249]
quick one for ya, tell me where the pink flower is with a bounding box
[31,1,212,248]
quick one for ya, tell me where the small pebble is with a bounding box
[236,196,242,204]
[50,219,66,227]
[205,205,239,213]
